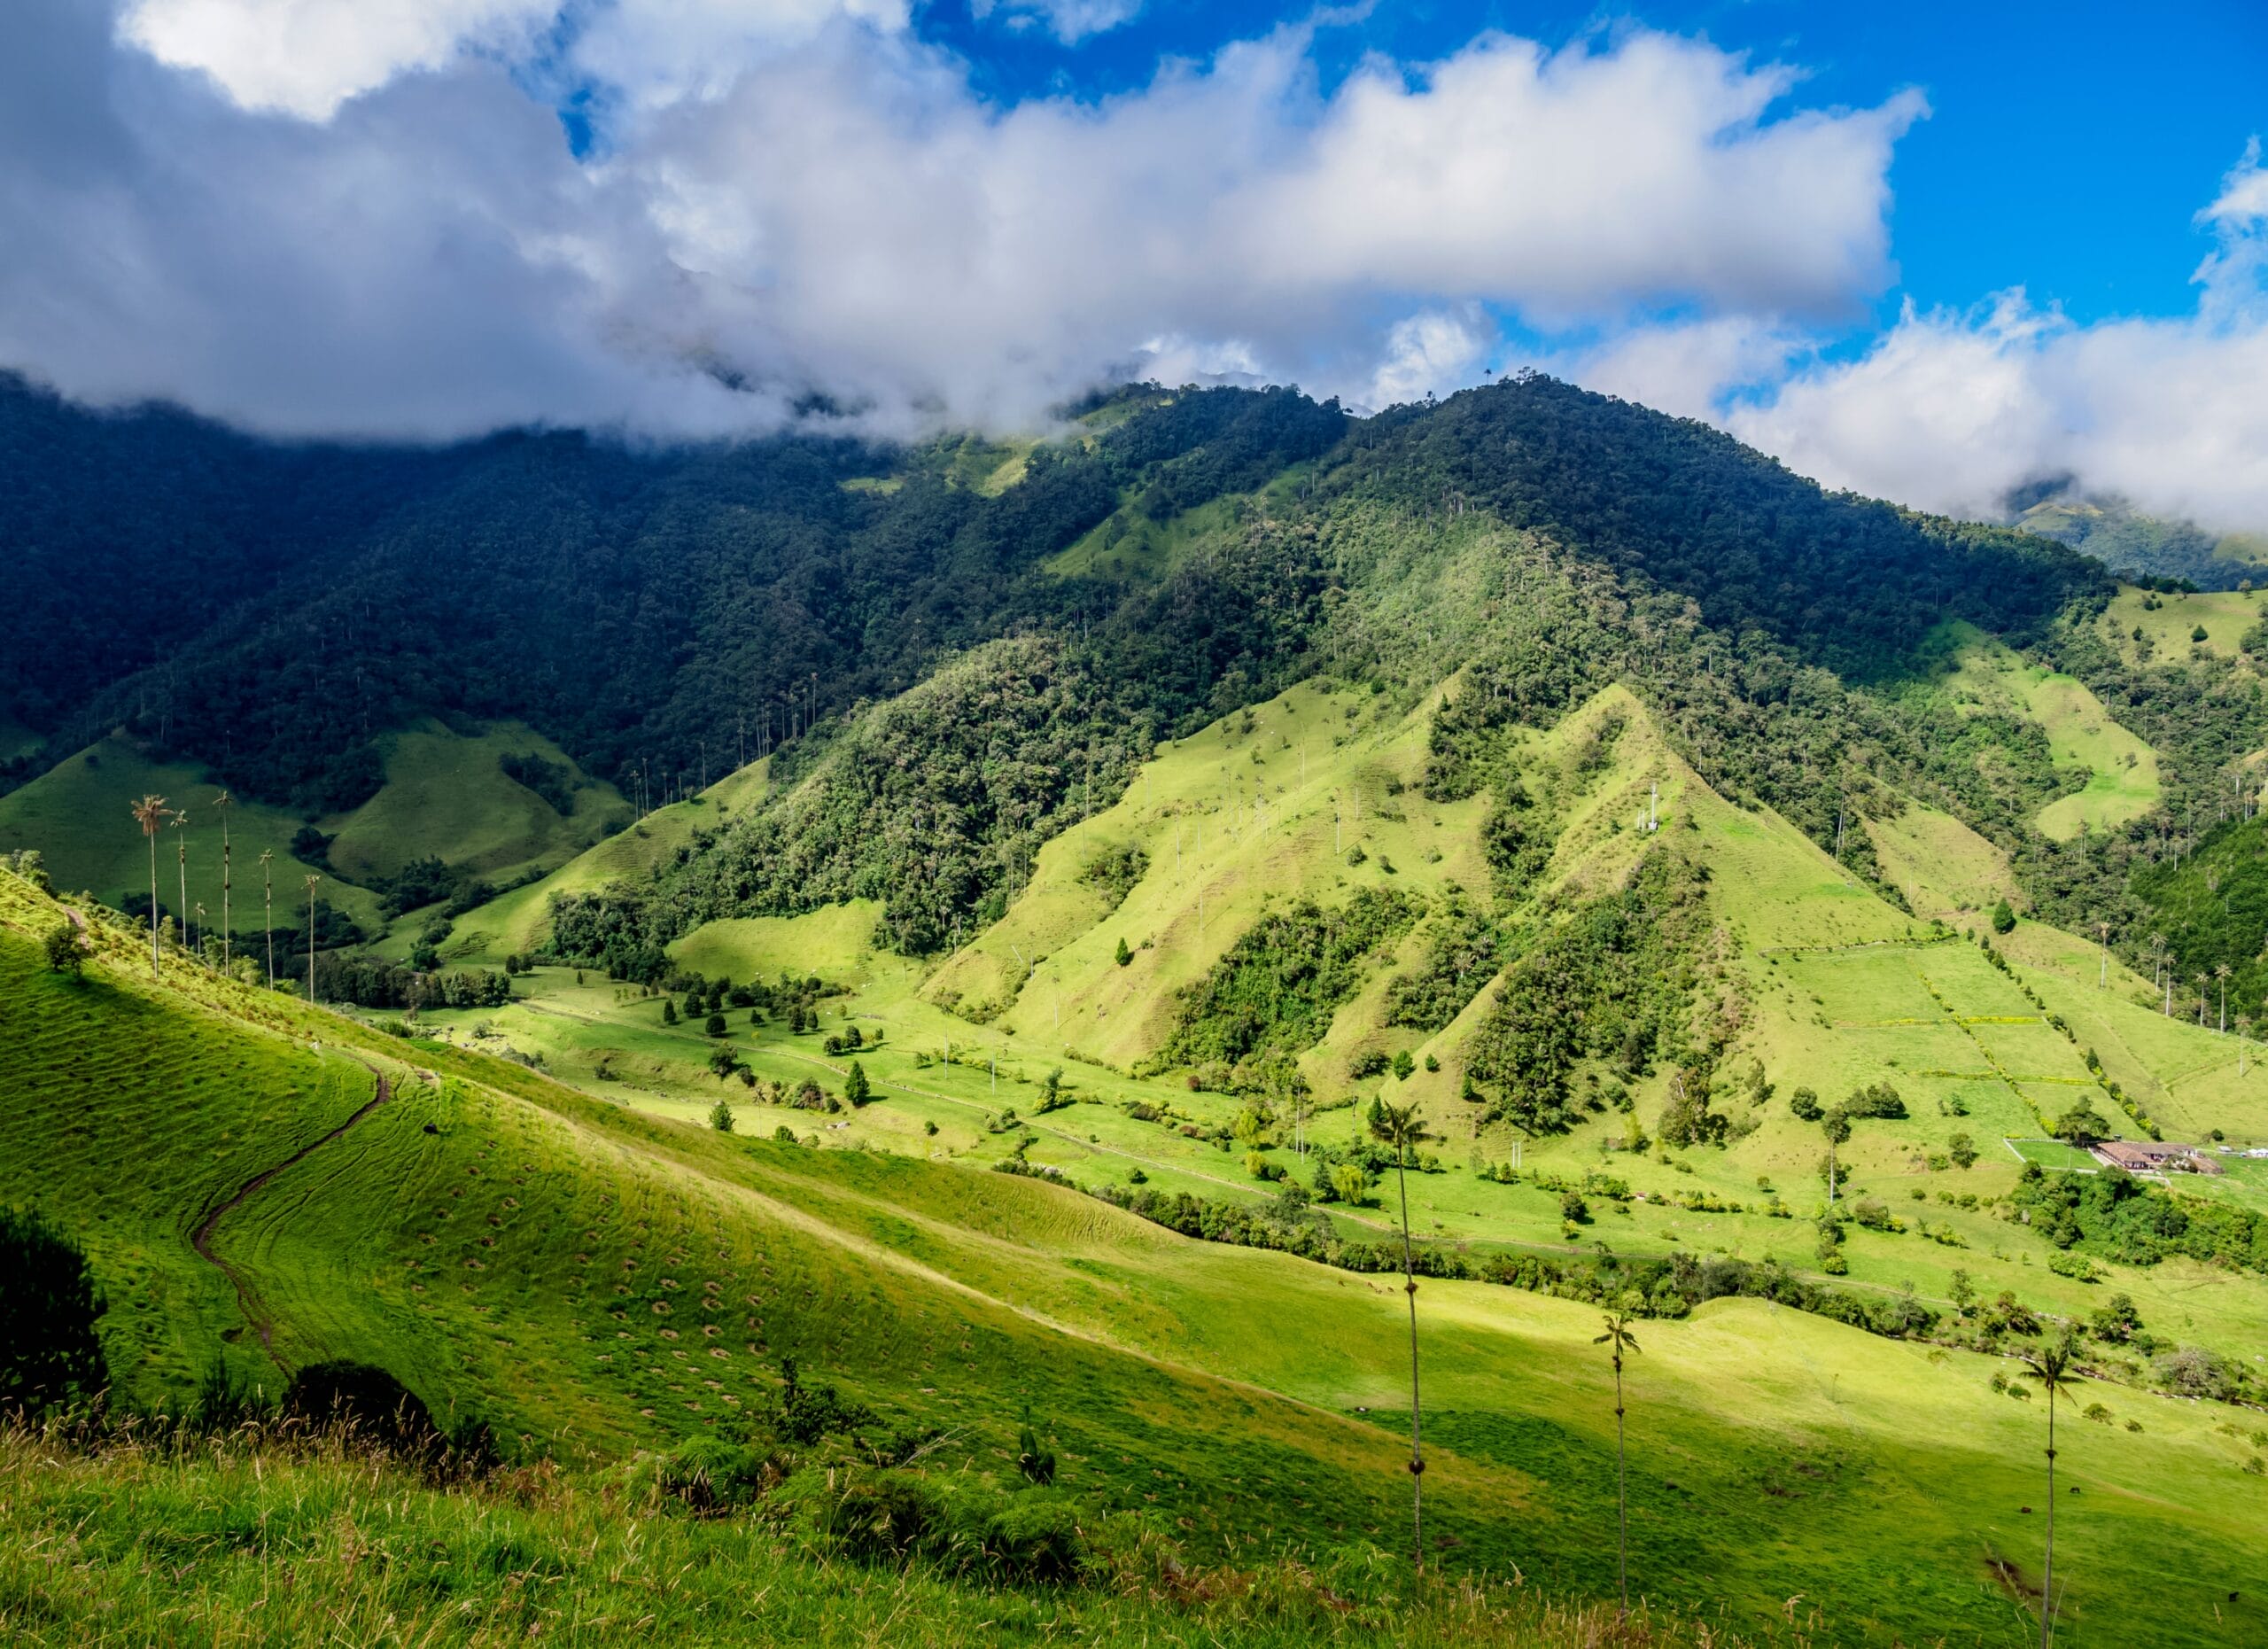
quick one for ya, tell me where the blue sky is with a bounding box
[914,0,2268,328]
[4,0,2265,529]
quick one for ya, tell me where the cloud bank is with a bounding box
[3,0,1918,441]
[4,0,2264,538]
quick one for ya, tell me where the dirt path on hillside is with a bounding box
[190,1066,395,1367]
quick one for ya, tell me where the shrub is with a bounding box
[281,1361,443,1455]
[704,1012,728,1038]
[1789,1086,1823,1122]
[844,1062,872,1107]
[709,1099,735,1133]
[0,1207,107,1415]
[1992,898,2016,935]
[42,922,85,976]
[652,1436,775,1513]
[2155,1346,2236,1401]
[1115,937,1133,968]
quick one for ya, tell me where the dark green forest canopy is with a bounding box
[1327,374,2110,682]
[0,379,1343,809]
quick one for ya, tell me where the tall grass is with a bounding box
[0,1421,1812,1647]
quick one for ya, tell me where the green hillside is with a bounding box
[13,376,2268,1645]
[8,860,2268,1644]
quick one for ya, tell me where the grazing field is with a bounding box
[12,856,2268,1643]
[322,720,628,886]
[1938,628,2162,839]
[2102,584,2265,665]
[0,734,382,931]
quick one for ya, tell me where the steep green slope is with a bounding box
[10,848,2268,1640]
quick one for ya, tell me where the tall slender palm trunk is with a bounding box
[175,831,189,963]
[147,829,160,974]
[263,869,274,987]
[219,813,231,973]
[2040,1390,2057,1649]
[1613,1351,1629,1616]
[1394,1148,1424,1575]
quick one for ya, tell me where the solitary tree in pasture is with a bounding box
[1594,1310,1642,1620]
[2015,1334,2080,1649]
[1368,1098,1440,1574]
[259,849,275,987]
[131,795,168,975]
[214,789,233,974]
[1821,1107,1852,1204]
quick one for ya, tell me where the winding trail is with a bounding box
[190,1066,395,1366]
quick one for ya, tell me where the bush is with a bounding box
[42,922,85,976]
[0,1207,107,1415]
[1992,898,2016,935]
[709,1099,735,1133]
[651,1436,775,1513]
[281,1361,442,1454]
[2155,1345,2236,1401]
[704,1013,728,1038]
[843,1062,872,1107]
[775,1466,1088,1584]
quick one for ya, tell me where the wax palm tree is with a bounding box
[1369,1098,1440,1574]
[304,874,322,1003]
[214,790,233,974]
[2195,971,2209,1027]
[171,811,190,961]
[2015,1334,2079,1648]
[2216,962,2231,1032]
[259,850,276,988]
[1593,1311,1643,1620]
[194,903,208,968]
[131,795,168,975]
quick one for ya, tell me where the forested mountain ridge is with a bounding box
[6,369,2257,1004]
[0,377,1345,808]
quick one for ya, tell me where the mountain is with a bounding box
[2015,492,2268,591]
[9,373,2268,1644]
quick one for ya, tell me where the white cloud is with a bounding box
[971,0,1141,45]
[1561,315,1806,423]
[7,4,1924,439]
[1719,162,2268,535]
[1366,307,1493,408]
[116,0,560,119]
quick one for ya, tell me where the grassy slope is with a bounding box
[1863,803,2019,923]
[441,758,770,965]
[0,719,631,942]
[8,830,2268,1644]
[9,865,2268,1641]
[322,720,628,885]
[0,733,384,932]
[1938,626,2162,839]
[2103,585,2264,666]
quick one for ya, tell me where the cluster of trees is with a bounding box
[1153,888,1419,1084]
[2009,1163,2268,1272]
[3,380,1343,821]
[307,953,514,1010]
[1464,853,1713,1133]
[1382,896,1500,1032]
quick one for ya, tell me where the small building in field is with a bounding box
[2091,1140,2223,1176]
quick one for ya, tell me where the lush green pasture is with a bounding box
[441,758,769,965]
[2103,585,2264,665]
[322,721,627,886]
[1938,628,2161,839]
[0,1428,1779,1649]
[0,734,382,932]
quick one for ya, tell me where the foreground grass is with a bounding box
[0,1428,1778,1649]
